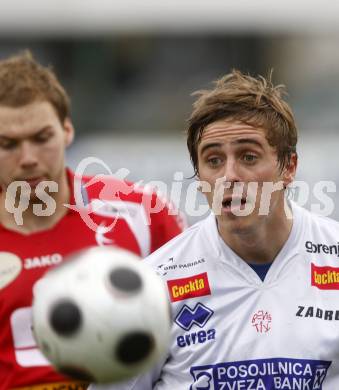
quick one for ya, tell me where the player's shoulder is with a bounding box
[313,213,339,231]
[293,201,339,240]
[70,168,177,205]
[298,203,339,231]
[80,173,134,195]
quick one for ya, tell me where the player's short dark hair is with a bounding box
[187,69,298,176]
[0,50,70,123]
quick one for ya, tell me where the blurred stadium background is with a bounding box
[1,0,339,224]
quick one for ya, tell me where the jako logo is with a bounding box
[167,272,211,302]
[311,263,339,290]
[175,303,215,348]
[24,253,62,269]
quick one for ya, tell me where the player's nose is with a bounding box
[223,158,240,184]
[19,141,39,168]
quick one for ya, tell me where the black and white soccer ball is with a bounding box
[32,246,171,383]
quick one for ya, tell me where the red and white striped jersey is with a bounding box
[0,169,184,390]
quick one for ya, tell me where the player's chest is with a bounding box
[0,214,144,299]
[168,258,339,359]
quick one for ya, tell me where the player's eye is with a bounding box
[242,154,258,163]
[207,157,223,167]
[34,132,53,143]
[0,139,18,150]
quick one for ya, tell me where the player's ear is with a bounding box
[283,153,298,187]
[196,172,203,192]
[63,118,75,147]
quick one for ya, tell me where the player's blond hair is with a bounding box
[0,50,70,123]
[187,69,298,175]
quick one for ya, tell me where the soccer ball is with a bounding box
[32,246,171,384]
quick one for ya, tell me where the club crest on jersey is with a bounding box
[251,310,272,334]
[0,252,22,289]
[311,263,339,290]
[167,272,211,302]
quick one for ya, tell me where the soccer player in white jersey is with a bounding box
[91,71,339,389]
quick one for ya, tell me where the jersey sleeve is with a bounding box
[148,192,186,253]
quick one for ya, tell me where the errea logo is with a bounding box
[175,303,216,348]
[24,253,62,269]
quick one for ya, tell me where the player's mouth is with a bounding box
[222,196,248,213]
[20,176,46,188]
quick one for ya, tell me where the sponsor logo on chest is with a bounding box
[296,305,339,321]
[311,263,339,290]
[167,272,211,302]
[157,257,205,276]
[24,253,63,269]
[0,252,22,288]
[190,358,331,389]
[305,240,339,257]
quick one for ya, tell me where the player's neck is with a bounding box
[0,171,71,234]
[218,201,293,264]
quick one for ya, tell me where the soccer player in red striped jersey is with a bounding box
[0,51,185,390]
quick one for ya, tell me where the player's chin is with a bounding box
[226,219,258,237]
[218,212,256,230]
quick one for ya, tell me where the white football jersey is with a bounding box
[91,202,339,390]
